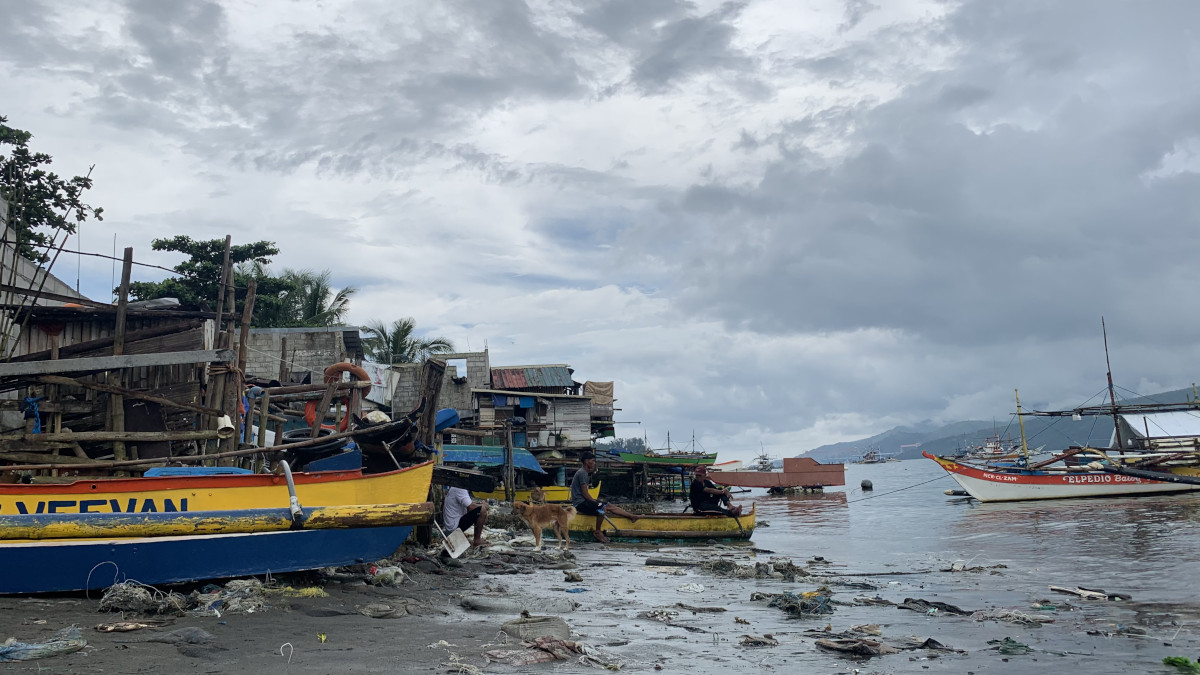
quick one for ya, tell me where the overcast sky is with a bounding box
[3,0,1198,462]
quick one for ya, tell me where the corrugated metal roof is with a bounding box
[491,366,574,389]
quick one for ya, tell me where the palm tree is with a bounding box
[281,269,357,327]
[362,317,455,364]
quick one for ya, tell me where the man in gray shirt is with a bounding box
[572,452,639,543]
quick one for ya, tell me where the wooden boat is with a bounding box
[471,483,599,503]
[617,451,717,466]
[924,451,1200,502]
[0,521,426,594]
[0,462,436,594]
[0,461,433,514]
[567,504,755,541]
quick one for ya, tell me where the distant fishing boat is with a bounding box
[926,321,1200,502]
[617,450,717,465]
[567,504,756,541]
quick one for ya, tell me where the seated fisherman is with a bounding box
[689,466,743,517]
[571,452,639,543]
[442,486,490,548]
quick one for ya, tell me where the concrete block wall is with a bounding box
[244,329,347,382]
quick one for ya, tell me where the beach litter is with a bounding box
[739,633,779,647]
[677,583,705,593]
[1048,585,1131,601]
[751,590,835,616]
[461,594,579,614]
[971,608,1054,626]
[987,636,1033,655]
[897,597,971,615]
[0,626,86,662]
[485,636,621,670]
[95,618,173,632]
[814,637,900,656]
[99,581,188,615]
[500,615,571,641]
[675,603,726,613]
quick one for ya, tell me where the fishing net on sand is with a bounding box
[98,582,188,615]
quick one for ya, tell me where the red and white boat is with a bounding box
[924,451,1200,502]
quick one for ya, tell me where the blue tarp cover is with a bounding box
[440,445,546,473]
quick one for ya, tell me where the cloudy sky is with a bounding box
[3,0,1198,462]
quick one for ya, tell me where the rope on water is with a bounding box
[844,474,952,504]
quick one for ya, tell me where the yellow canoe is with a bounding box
[472,483,599,503]
[567,503,755,541]
[0,462,433,515]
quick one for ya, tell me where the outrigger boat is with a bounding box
[567,504,755,541]
[926,323,1200,502]
[471,483,599,503]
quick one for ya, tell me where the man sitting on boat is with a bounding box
[443,486,490,548]
[690,466,743,517]
[572,452,639,544]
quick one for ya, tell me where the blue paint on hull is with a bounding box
[0,525,413,594]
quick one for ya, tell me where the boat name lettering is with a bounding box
[982,473,1020,482]
[1061,475,1119,484]
[0,498,189,514]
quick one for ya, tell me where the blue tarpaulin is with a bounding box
[439,445,546,473]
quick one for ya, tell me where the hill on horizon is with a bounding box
[799,386,1199,462]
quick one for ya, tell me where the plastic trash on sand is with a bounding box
[0,626,87,662]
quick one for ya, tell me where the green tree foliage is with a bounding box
[0,116,104,263]
[594,436,648,454]
[362,317,454,364]
[127,236,280,314]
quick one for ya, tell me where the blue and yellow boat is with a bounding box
[0,462,435,593]
[566,504,755,541]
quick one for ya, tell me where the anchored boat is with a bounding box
[567,504,755,541]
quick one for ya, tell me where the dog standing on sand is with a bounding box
[511,501,576,551]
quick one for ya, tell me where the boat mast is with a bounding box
[1015,389,1030,461]
[1102,317,1125,454]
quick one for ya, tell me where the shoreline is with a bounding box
[1,528,1196,673]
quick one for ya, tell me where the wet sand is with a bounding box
[2,533,1197,674]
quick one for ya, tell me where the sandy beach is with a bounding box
[2,514,1198,675]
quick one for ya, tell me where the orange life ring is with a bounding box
[302,363,372,431]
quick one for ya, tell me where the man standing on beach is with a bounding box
[571,452,639,543]
[689,466,743,517]
[443,486,490,548]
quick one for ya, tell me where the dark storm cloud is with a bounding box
[636,0,1200,354]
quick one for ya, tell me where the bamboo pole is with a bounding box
[310,383,338,437]
[110,247,133,470]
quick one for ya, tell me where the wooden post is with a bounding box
[111,247,133,471]
[258,392,271,448]
[212,235,232,333]
[310,383,338,438]
[416,359,447,447]
[504,422,514,503]
[278,336,288,383]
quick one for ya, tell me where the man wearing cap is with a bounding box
[689,465,742,517]
[571,452,639,543]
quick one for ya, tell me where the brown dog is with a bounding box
[512,501,576,551]
[529,486,546,504]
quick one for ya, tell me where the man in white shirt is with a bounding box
[442,486,489,548]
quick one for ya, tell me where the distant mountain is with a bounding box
[799,387,1198,462]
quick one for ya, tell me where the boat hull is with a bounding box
[924,452,1200,502]
[0,525,416,594]
[617,452,717,466]
[0,462,434,515]
[471,484,599,503]
[566,505,754,541]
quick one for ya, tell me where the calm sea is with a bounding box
[749,459,1200,602]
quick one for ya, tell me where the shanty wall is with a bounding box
[390,351,490,417]
[547,397,592,449]
[244,328,350,383]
